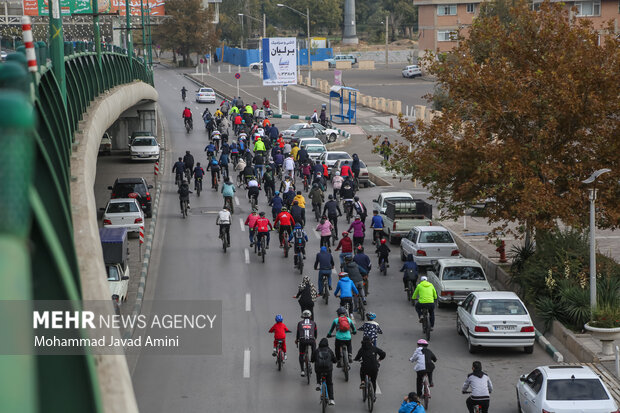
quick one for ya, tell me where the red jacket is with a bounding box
[322,164,329,177]
[234,115,242,125]
[245,213,259,228]
[253,217,273,233]
[183,108,192,118]
[269,322,291,339]
[336,236,353,253]
[275,211,295,227]
[341,165,352,177]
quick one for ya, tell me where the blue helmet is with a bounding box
[320,246,327,252]
[275,191,280,195]
[275,314,283,323]
[294,223,302,229]
[212,159,219,165]
[366,312,376,321]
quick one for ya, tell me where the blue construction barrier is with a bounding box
[216,46,333,67]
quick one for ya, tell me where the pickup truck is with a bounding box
[100,227,130,303]
[426,258,492,307]
[372,191,413,214]
[382,199,432,243]
[400,225,461,267]
[325,54,358,68]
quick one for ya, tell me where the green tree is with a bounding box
[384,0,620,237]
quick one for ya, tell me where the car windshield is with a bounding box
[107,202,139,213]
[546,379,609,401]
[301,139,322,146]
[133,138,156,146]
[442,266,486,281]
[358,161,367,168]
[288,124,305,132]
[331,153,351,160]
[107,265,120,281]
[312,123,326,131]
[306,146,325,153]
[419,231,454,243]
[295,129,316,137]
[475,299,527,315]
[115,183,146,196]
[200,88,213,93]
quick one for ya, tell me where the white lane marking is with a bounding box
[244,248,250,264]
[375,382,382,394]
[239,218,245,231]
[235,196,240,206]
[243,349,251,378]
[245,293,251,312]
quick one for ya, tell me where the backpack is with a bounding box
[316,349,331,370]
[337,315,350,332]
[294,229,305,244]
[179,186,189,197]
[404,268,417,281]
[256,218,269,232]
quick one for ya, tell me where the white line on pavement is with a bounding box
[375,382,382,395]
[243,349,251,378]
[239,218,245,231]
[244,248,250,264]
[246,293,251,311]
[235,196,240,206]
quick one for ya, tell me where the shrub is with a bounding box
[590,306,620,329]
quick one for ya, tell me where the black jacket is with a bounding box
[296,284,314,306]
[354,340,386,370]
[312,338,336,372]
[323,200,341,216]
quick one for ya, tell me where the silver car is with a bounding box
[332,158,369,187]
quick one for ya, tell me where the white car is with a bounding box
[297,137,324,149]
[317,151,353,171]
[282,122,339,143]
[196,87,216,103]
[304,144,326,161]
[0,50,8,61]
[249,61,262,70]
[107,263,129,303]
[426,259,492,306]
[102,198,144,233]
[456,291,536,354]
[516,365,619,413]
[128,136,160,161]
[400,226,460,267]
[402,65,422,78]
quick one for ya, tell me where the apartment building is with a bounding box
[415,0,620,52]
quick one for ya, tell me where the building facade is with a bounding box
[415,0,620,53]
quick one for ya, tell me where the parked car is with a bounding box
[128,135,160,161]
[310,122,339,143]
[325,54,358,68]
[291,126,328,144]
[402,65,422,78]
[372,191,414,214]
[101,198,144,233]
[100,227,130,303]
[284,122,339,143]
[382,199,432,243]
[456,291,536,354]
[196,87,216,103]
[108,177,153,218]
[317,151,353,177]
[304,144,326,161]
[516,365,619,413]
[297,137,324,149]
[249,61,262,70]
[425,258,492,306]
[400,225,460,267]
[332,159,370,187]
[98,132,112,155]
[0,50,7,61]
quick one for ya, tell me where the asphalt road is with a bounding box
[130,64,553,412]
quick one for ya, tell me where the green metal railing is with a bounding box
[0,41,152,412]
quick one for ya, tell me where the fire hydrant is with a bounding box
[496,240,507,263]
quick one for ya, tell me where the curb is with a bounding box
[535,329,564,362]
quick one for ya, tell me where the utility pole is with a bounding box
[240,15,244,49]
[263,13,266,38]
[307,6,311,85]
[385,16,388,66]
[49,0,66,104]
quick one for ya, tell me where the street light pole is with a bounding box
[239,14,244,49]
[385,17,389,66]
[582,168,611,314]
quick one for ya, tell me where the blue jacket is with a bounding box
[370,215,384,229]
[172,161,185,174]
[274,153,284,165]
[399,400,425,413]
[334,276,358,298]
[283,190,295,204]
[204,143,216,153]
[230,143,239,153]
[314,251,334,271]
[353,253,371,272]
[269,126,279,140]
[219,153,229,166]
[271,195,283,210]
[221,182,236,197]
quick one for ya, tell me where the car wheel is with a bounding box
[456,314,464,336]
[524,345,534,354]
[467,331,477,353]
[329,133,337,143]
[388,233,394,244]
[516,389,523,413]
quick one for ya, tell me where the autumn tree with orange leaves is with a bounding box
[386,0,620,239]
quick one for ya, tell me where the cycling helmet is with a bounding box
[366,312,376,321]
[335,171,341,176]
[275,191,280,195]
[354,196,359,201]
[417,339,428,346]
[275,314,283,323]
[252,207,258,213]
[336,307,347,315]
[320,246,327,252]
[338,272,348,278]
[380,238,386,244]
[212,160,219,165]
[344,255,353,262]
[294,223,302,229]
[259,212,265,217]
[281,207,288,212]
[301,310,312,318]
[420,276,428,281]
[328,194,333,200]
[342,231,349,236]
[356,245,364,252]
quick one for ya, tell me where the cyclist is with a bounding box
[274,207,295,248]
[181,86,187,101]
[247,175,260,206]
[332,171,344,199]
[312,338,336,406]
[177,180,191,213]
[412,276,438,330]
[221,177,236,213]
[410,339,437,397]
[204,141,217,161]
[343,255,366,307]
[354,335,385,396]
[314,246,334,293]
[269,314,291,360]
[309,183,324,218]
[347,215,366,247]
[316,216,333,250]
[182,107,193,130]
[282,186,296,210]
[313,172,327,192]
[353,196,367,224]
[294,276,317,319]
[172,157,185,186]
[301,161,312,184]
[269,190,283,221]
[289,223,308,264]
[359,312,382,346]
[353,245,371,295]
[290,142,300,161]
[262,165,275,199]
[280,175,294,194]
[462,361,493,413]
[206,158,221,189]
[326,307,357,367]
[323,195,342,235]
[370,210,384,245]
[298,146,310,164]
[293,191,306,223]
[296,309,317,377]
[340,180,355,217]
[273,150,284,176]
[400,254,419,290]
[333,271,358,313]
[290,200,304,228]
[319,105,327,126]
[183,150,195,178]
[219,151,230,179]
[192,162,205,191]
[244,208,259,246]
[254,136,266,156]
[283,154,295,179]
[399,393,426,413]
[335,232,353,268]
[212,129,222,151]
[243,162,255,186]
[340,160,353,178]
[375,238,391,269]
[321,161,329,179]
[310,109,319,123]
[230,141,239,164]
[216,206,231,246]
[253,212,272,251]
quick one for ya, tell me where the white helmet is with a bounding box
[335,171,341,176]
[420,276,428,281]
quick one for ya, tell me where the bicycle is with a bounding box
[194,177,202,197]
[236,172,244,188]
[275,339,285,371]
[372,229,384,245]
[313,203,322,221]
[299,343,312,385]
[343,200,354,223]
[356,294,366,321]
[175,172,183,188]
[320,273,329,304]
[421,372,432,409]
[181,199,189,219]
[420,304,431,341]
[264,184,274,200]
[462,392,482,413]
[294,248,304,274]
[378,256,387,276]
[212,173,219,191]
[184,168,192,185]
[224,196,234,214]
[337,340,350,382]
[219,224,230,253]
[255,233,267,263]
[405,277,416,304]
[184,118,192,133]
[280,228,291,258]
[361,372,375,412]
[249,193,258,210]
[319,375,329,413]
[303,174,309,192]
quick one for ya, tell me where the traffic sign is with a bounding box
[235,73,241,79]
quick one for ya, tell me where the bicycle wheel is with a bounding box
[342,347,349,382]
[283,234,290,257]
[222,234,227,252]
[261,238,266,263]
[305,356,311,385]
[362,377,367,402]
[423,313,431,341]
[367,378,375,412]
[358,298,365,321]
[321,381,328,413]
[196,180,201,197]
[323,280,329,305]
[314,206,321,221]
[298,254,304,274]
[422,380,430,409]
[277,349,283,371]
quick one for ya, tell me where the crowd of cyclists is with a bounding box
[174,91,493,412]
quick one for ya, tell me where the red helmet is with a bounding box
[380,239,387,244]
[342,231,349,236]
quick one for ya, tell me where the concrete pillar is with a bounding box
[342,0,358,45]
[415,105,426,122]
[378,97,387,112]
[393,100,402,115]
[372,97,380,110]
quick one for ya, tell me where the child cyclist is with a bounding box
[359,312,383,346]
[269,314,292,360]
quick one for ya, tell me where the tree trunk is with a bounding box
[172,49,177,63]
